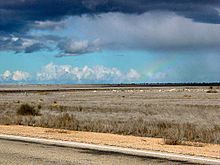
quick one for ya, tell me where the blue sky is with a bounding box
[0,1,220,84]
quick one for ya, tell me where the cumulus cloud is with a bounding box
[57,39,101,57]
[37,63,140,83]
[1,70,30,81]
[1,70,12,81]
[12,71,30,81]
[126,69,141,81]
[1,64,192,84]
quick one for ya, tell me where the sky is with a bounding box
[0,0,220,84]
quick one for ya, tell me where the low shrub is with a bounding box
[37,104,42,109]
[17,104,40,116]
[206,90,218,93]
[206,86,218,93]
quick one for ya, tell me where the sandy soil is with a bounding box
[0,125,219,159]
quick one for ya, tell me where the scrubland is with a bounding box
[0,85,220,145]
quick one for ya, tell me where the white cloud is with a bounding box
[1,70,30,81]
[37,63,140,83]
[57,39,101,57]
[1,70,12,80]
[126,69,141,80]
[12,71,30,81]
[0,64,173,83]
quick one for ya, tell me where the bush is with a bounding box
[17,104,40,116]
[37,104,42,109]
[206,86,218,93]
[206,90,218,93]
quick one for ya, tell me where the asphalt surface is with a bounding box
[0,139,198,165]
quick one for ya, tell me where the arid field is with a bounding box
[0,85,220,144]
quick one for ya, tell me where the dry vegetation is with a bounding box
[0,85,220,145]
[17,103,41,116]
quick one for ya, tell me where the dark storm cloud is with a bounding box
[0,33,58,53]
[1,0,220,33]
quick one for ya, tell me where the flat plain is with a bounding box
[0,85,220,144]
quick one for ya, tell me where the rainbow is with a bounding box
[142,54,176,79]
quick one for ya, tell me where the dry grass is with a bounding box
[1,112,220,144]
[0,86,220,145]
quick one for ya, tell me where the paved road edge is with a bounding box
[0,134,219,164]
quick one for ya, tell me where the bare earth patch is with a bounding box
[0,125,220,159]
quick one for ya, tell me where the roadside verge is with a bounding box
[1,134,220,164]
[0,125,220,164]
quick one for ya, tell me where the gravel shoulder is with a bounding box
[0,125,219,159]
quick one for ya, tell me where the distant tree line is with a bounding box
[107,82,220,87]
